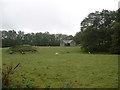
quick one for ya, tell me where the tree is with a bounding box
[73,32,81,45]
[110,22,120,54]
[80,9,118,53]
[81,10,116,31]
[16,31,24,45]
[109,9,120,54]
[80,27,99,52]
[34,32,43,46]
[2,30,18,47]
[117,8,120,22]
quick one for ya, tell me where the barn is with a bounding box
[60,40,76,47]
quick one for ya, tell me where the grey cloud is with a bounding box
[2,1,73,35]
[1,0,119,35]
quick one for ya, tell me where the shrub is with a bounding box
[2,63,20,88]
[8,45,37,54]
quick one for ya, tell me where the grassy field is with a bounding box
[2,46,118,88]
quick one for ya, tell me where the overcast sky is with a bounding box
[0,0,119,35]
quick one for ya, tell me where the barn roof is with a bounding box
[63,40,73,43]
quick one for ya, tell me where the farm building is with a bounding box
[60,40,76,46]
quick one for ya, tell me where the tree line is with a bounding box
[1,9,120,54]
[1,31,73,47]
[75,9,120,54]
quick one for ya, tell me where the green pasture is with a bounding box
[2,47,118,88]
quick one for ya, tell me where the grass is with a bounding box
[2,46,118,88]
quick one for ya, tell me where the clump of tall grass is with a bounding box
[63,82,73,88]
[2,63,20,88]
[8,45,37,54]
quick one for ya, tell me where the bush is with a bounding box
[2,63,20,88]
[8,45,37,54]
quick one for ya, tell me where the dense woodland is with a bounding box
[1,9,120,54]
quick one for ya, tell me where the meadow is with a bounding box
[2,46,118,88]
